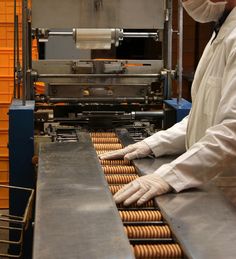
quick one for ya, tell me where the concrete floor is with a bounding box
[0,209,9,255]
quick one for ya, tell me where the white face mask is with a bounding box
[182,0,227,23]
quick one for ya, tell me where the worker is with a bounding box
[99,0,236,206]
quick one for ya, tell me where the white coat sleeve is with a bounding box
[143,116,188,157]
[156,48,236,192]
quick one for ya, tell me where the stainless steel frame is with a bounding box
[17,0,180,105]
[33,59,164,102]
[32,0,165,29]
[17,0,176,104]
[33,132,134,259]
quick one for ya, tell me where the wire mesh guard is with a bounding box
[0,185,34,259]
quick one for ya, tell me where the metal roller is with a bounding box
[73,28,121,50]
[105,174,138,184]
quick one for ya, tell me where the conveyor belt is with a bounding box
[34,131,236,259]
[90,132,184,259]
[33,133,134,259]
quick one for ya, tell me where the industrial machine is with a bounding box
[6,0,236,258]
[17,0,189,138]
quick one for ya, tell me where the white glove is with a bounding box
[114,174,172,206]
[99,141,152,160]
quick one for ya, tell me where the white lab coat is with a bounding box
[144,7,236,192]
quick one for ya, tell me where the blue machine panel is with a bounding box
[9,99,35,193]
[164,98,192,122]
[8,99,35,258]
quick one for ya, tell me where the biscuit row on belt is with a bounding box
[90,132,184,259]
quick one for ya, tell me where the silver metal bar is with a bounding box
[0,184,34,192]
[48,31,158,39]
[39,73,160,78]
[26,69,32,100]
[50,83,149,87]
[49,31,73,36]
[22,0,28,105]
[49,97,146,103]
[123,32,157,38]
[16,15,21,99]
[163,0,173,99]
[13,0,16,98]
[177,0,183,104]
[166,0,173,70]
[32,60,163,75]
[133,111,164,119]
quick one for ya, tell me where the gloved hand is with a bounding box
[99,141,152,160]
[114,174,172,206]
